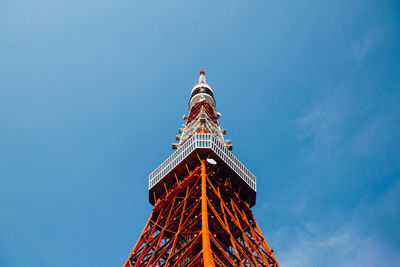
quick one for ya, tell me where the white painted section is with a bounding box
[149,133,256,192]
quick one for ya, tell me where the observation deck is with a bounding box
[149,133,257,207]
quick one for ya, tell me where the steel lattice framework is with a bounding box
[124,69,279,266]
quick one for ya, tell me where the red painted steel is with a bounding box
[124,159,279,266]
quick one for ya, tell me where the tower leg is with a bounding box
[201,160,215,267]
[124,160,279,267]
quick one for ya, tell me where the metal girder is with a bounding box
[124,158,279,267]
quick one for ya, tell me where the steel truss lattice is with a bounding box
[125,158,279,267]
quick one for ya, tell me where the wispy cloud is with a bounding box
[287,82,400,266]
[274,183,400,267]
[296,82,400,166]
[352,27,389,63]
[280,224,399,267]
[295,88,350,163]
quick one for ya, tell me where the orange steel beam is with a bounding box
[209,234,237,266]
[164,187,189,265]
[123,218,150,267]
[124,159,279,267]
[201,160,215,267]
[253,216,280,266]
[218,189,244,266]
[216,185,260,265]
[231,200,269,264]
[207,169,267,266]
[171,234,202,267]
[230,198,261,266]
[239,207,273,264]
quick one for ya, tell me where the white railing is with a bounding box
[148,134,256,191]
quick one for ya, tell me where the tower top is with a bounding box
[190,68,215,108]
[199,67,206,83]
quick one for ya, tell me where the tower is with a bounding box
[124,69,279,267]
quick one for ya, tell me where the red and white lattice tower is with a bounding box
[124,69,279,267]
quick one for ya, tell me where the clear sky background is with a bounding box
[1,0,399,266]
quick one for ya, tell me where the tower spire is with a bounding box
[199,67,206,83]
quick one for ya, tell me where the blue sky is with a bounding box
[1,0,399,266]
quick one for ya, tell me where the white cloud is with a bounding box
[296,84,399,166]
[352,27,388,63]
[272,178,400,267]
[275,221,400,267]
[296,88,350,163]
